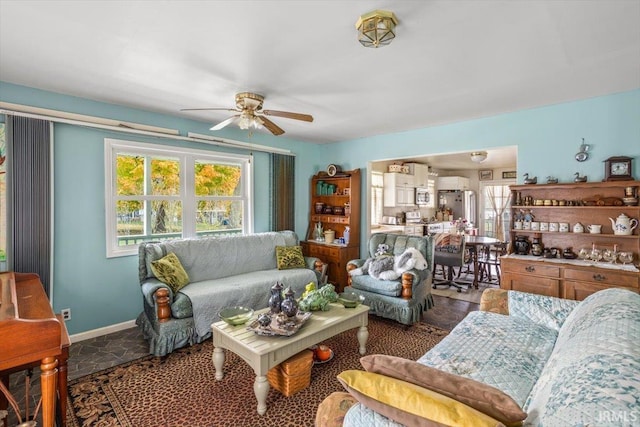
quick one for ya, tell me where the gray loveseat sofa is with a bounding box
[136,231,322,356]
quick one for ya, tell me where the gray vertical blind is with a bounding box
[6,115,52,297]
[269,153,295,231]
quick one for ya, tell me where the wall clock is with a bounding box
[326,164,342,177]
[603,156,634,181]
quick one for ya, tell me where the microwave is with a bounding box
[415,188,430,206]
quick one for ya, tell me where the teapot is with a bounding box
[609,213,638,236]
[573,222,584,233]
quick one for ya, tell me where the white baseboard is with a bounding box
[69,319,137,343]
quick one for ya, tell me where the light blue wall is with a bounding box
[1,81,638,335]
[330,89,640,256]
[0,81,325,334]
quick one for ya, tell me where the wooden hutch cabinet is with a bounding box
[501,181,640,300]
[300,169,360,292]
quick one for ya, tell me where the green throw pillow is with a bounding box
[276,245,306,270]
[150,252,190,293]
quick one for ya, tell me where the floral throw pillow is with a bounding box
[276,246,306,270]
[150,252,190,293]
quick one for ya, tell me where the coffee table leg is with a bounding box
[357,325,368,355]
[254,375,270,415]
[212,347,225,380]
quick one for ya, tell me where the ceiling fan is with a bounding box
[181,92,313,136]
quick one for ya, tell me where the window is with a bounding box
[479,182,514,241]
[105,139,252,257]
[371,171,383,226]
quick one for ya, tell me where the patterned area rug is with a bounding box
[66,316,447,427]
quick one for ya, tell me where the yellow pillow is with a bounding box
[276,245,306,270]
[150,252,190,293]
[359,354,525,424]
[337,370,505,427]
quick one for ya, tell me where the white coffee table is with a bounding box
[211,303,369,415]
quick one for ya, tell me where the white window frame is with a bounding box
[478,180,515,238]
[371,171,384,226]
[104,139,253,257]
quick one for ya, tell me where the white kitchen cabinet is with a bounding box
[383,173,416,207]
[405,163,430,188]
[437,176,470,190]
[402,224,425,236]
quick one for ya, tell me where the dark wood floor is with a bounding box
[423,294,479,330]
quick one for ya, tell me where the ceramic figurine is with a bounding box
[523,173,537,184]
[546,176,558,184]
[314,221,324,240]
[574,172,587,182]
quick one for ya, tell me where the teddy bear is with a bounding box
[350,245,428,281]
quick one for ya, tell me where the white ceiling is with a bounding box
[1,1,639,145]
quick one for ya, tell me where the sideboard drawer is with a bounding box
[564,268,639,288]
[503,262,560,278]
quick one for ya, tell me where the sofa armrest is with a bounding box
[141,280,174,322]
[304,256,327,284]
[347,258,366,269]
[346,259,366,287]
[480,288,510,315]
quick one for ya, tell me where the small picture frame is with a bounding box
[479,170,493,180]
[502,171,517,179]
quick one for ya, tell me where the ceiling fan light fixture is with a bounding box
[470,151,488,163]
[356,10,398,48]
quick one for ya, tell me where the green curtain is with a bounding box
[269,153,295,231]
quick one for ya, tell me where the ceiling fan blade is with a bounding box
[210,115,239,131]
[260,116,285,136]
[262,110,314,122]
[181,107,239,112]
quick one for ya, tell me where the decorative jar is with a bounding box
[269,282,283,314]
[280,288,299,318]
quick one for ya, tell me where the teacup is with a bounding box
[539,222,549,231]
[559,222,569,232]
[549,222,559,232]
[588,224,602,234]
[531,221,540,231]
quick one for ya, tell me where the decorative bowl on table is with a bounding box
[338,292,365,308]
[219,306,254,325]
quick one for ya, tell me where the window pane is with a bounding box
[195,161,242,196]
[116,154,144,195]
[196,200,243,235]
[116,200,143,236]
[151,158,180,196]
[151,200,182,234]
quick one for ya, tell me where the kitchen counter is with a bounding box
[373,224,424,236]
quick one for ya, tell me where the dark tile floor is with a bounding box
[4,290,477,426]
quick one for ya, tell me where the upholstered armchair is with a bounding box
[345,233,435,325]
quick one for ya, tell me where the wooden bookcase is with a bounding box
[501,180,639,300]
[300,169,361,292]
